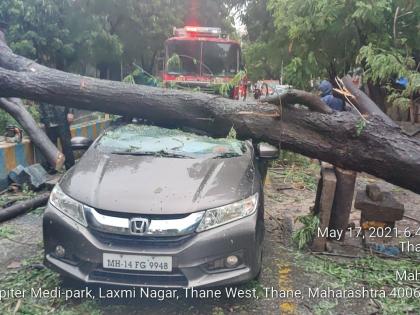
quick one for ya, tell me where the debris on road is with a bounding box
[8,164,48,190]
[0,192,50,222]
[355,184,405,223]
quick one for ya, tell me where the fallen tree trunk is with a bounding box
[0,192,50,222]
[0,32,420,194]
[1,68,420,194]
[0,98,65,170]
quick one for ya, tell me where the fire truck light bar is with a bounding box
[185,26,221,34]
[173,26,222,37]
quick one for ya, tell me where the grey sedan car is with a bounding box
[43,123,278,287]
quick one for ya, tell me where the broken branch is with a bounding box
[0,98,64,170]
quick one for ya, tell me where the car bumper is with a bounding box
[43,204,263,288]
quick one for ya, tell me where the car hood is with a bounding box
[59,148,256,215]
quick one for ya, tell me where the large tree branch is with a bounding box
[0,30,420,194]
[341,75,397,127]
[260,90,333,114]
[0,67,419,194]
[0,97,65,169]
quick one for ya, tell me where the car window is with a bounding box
[97,124,246,158]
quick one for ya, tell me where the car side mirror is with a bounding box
[71,136,93,159]
[257,143,279,160]
[71,136,93,150]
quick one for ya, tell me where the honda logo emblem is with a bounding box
[130,217,150,235]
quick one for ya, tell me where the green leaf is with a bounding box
[355,118,366,137]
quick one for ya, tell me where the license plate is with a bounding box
[103,253,172,272]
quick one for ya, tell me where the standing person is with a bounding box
[39,103,75,171]
[318,80,345,111]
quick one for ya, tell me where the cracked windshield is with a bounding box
[98,124,245,157]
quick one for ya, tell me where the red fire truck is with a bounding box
[156,26,245,99]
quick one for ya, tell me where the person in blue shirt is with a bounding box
[318,80,345,111]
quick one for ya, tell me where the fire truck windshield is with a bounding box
[166,40,240,77]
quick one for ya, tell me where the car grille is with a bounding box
[85,207,203,238]
[91,229,195,248]
[89,268,188,287]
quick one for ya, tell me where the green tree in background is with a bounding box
[237,0,287,82]
[0,0,123,76]
[82,0,185,77]
[232,0,420,94]
[3,0,415,118]
[1,0,235,79]
[356,1,420,121]
[0,0,77,68]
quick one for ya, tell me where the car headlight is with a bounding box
[49,185,87,226]
[196,193,259,232]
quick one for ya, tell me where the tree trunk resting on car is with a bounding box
[0,31,420,194]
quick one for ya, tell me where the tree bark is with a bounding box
[0,98,65,170]
[1,67,420,194]
[1,32,420,194]
[260,90,333,114]
[0,192,50,222]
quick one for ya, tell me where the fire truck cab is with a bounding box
[156,26,243,97]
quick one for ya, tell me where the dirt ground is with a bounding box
[0,162,419,315]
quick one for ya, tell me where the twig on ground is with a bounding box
[265,209,284,228]
[12,299,21,315]
[403,214,420,223]
[370,298,382,312]
[311,251,362,259]
[2,236,38,246]
[0,187,11,195]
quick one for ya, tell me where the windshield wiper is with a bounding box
[112,151,192,158]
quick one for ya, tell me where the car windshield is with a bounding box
[96,124,246,158]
